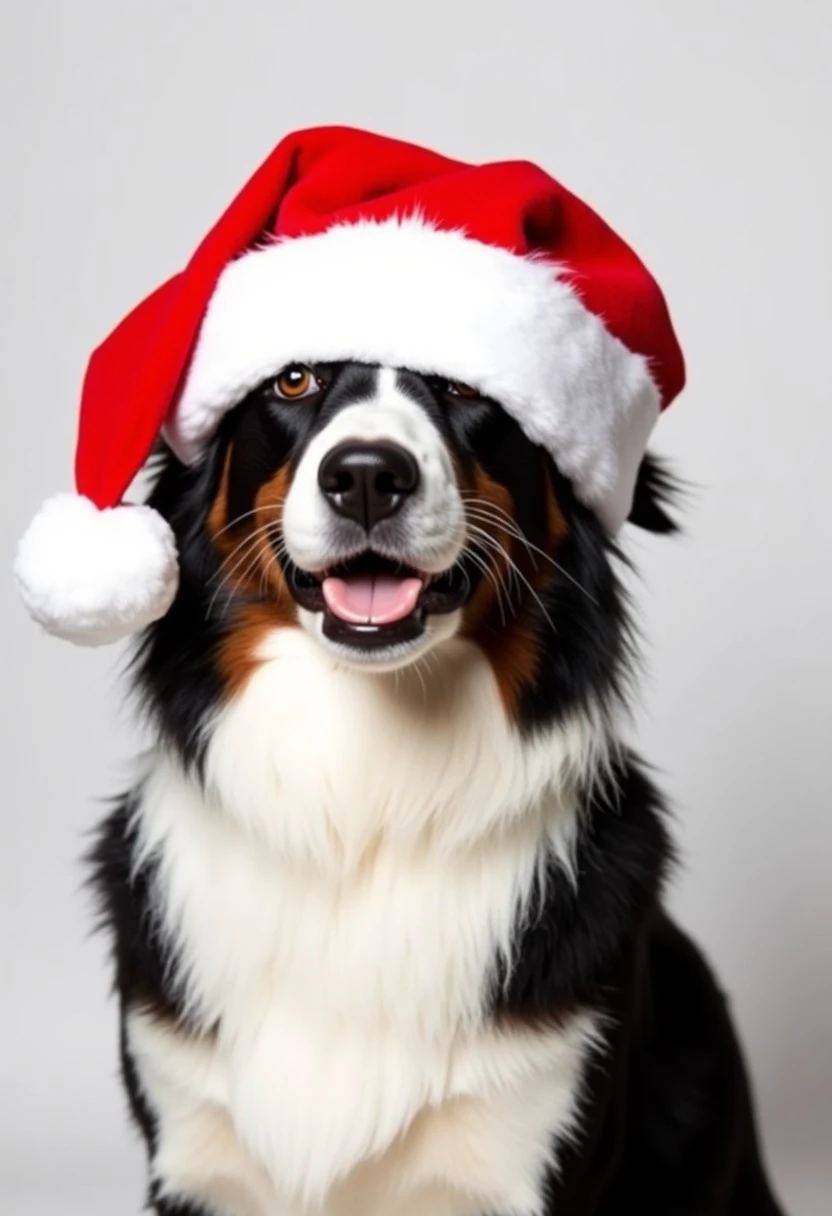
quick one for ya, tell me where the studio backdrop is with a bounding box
[2,2,830,1214]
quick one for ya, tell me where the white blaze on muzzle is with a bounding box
[281,370,465,579]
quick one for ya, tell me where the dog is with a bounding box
[88,358,785,1216]
[12,125,785,1216]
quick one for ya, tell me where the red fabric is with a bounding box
[75,126,685,508]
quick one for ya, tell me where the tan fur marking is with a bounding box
[461,467,518,637]
[462,460,569,714]
[208,456,298,697]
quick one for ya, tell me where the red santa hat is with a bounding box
[14,125,685,646]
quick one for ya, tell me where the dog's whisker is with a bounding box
[209,535,267,600]
[264,525,289,605]
[207,531,276,617]
[208,523,280,587]
[470,539,519,622]
[411,653,428,703]
[223,543,271,615]
[209,552,261,619]
[465,544,511,627]
[467,525,524,610]
[211,502,286,543]
[463,503,598,605]
[467,524,558,634]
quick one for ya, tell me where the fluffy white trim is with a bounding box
[171,217,660,531]
[14,493,179,645]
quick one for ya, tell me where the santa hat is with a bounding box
[14,125,685,646]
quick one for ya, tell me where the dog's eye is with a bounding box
[444,380,480,399]
[272,364,321,400]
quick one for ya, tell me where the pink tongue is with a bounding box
[322,575,423,625]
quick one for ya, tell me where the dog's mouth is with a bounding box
[288,552,470,650]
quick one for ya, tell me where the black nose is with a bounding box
[318,441,420,531]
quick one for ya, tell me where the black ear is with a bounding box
[627,453,683,534]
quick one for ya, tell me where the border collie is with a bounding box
[89,359,784,1215]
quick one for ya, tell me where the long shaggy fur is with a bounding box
[89,362,783,1216]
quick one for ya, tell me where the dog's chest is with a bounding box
[129,637,599,1214]
[131,758,595,1216]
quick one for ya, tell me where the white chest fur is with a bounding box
[128,631,602,1216]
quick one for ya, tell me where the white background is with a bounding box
[2,2,830,1213]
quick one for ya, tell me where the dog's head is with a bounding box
[138,358,678,763]
[15,130,686,723]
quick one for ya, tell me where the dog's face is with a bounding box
[209,361,564,677]
[141,360,674,762]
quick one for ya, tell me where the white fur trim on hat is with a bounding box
[168,216,660,532]
[14,494,179,646]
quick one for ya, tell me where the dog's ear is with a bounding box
[627,452,683,534]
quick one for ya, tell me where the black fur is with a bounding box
[89,790,186,1021]
[628,451,684,535]
[90,792,202,1213]
[489,757,784,1213]
[490,758,672,1018]
[89,363,784,1214]
[152,1197,209,1216]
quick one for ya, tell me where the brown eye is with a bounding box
[273,364,319,400]
[446,380,479,399]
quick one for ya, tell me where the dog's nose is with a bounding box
[318,441,420,531]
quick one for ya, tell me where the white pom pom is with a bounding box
[14,494,179,646]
